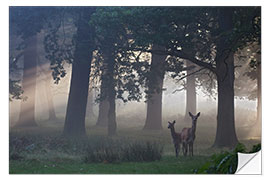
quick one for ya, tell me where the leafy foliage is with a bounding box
[9,79,24,101]
[9,7,52,100]
[195,143,261,174]
[43,7,78,84]
[89,7,151,103]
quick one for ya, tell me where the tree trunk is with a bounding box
[96,79,110,127]
[37,30,57,121]
[213,53,238,147]
[63,9,95,137]
[44,70,57,120]
[107,83,116,136]
[101,49,117,135]
[16,34,38,127]
[86,89,96,122]
[254,55,261,136]
[184,60,197,122]
[143,45,167,130]
[212,7,238,148]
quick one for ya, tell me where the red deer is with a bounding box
[181,112,200,156]
[168,120,182,157]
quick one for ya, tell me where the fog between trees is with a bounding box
[9,7,261,149]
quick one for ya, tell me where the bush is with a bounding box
[84,140,163,163]
[121,142,163,162]
[195,143,261,174]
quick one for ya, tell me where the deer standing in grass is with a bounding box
[181,112,200,156]
[168,120,182,157]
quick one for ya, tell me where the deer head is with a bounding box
[189,112,200,120]
[189,112,200,128]
[168,120,176,129]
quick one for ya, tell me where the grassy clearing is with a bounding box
[10,156,210,174]
[9,117,261,174]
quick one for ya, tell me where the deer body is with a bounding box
[181,112,200,156]
[168,121,182,157]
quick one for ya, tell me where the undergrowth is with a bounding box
[195,143,261,174]
[84,141,163,163]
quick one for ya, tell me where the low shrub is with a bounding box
[121,142,163,162]
[84,140,163,163]
[195,143,261,174]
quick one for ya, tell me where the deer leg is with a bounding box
[177,143,180,157]
[182,143,185,156]
[174,143,179,157]
[179,143,181,156]
[191,143,193,156]
[183,143,187,156]
[188,143,190,156]
[189,143,193,156]
[186,144,188,156]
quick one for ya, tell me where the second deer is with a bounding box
[168,120,182,157]
[181,112,200,156]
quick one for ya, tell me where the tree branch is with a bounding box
[175,67,206,83]
[172,87,185,94]
[128,47,217,74]
[167,50,217,74]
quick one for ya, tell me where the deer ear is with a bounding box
[197,112,201,117]
[189,112,193,117]
[173,120,176,124]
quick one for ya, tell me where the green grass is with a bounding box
[9,118,261,174]
[9,155,210,174]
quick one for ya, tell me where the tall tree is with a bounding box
[10,7,49,127]
[184,60,197,122]
[16,34,38,127]
[97,48,117,135]
[90,7,145,135]
[235,44,261,135]
[37,50,57,121]
[44,70,57,120]
[211,8,238,147]
[96,72,110,127]
[256,54,261,135]
[96,99,109,127]
[63,8,96,137]
[124,7,260,147]
[144,45,167,130]
[86,88,96,122]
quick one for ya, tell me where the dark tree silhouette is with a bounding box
[10,7,49,127]
[184,60,197,122]
[144,45,167,130]
[16,34,38,127]
[63,8,96,137]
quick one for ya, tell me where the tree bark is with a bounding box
[86,89,96,122]
[107,81,116,136]
[16,34,38,127]
[101,49,117,135]
[254,54,261,136]
[213,52,238,147]
[44,69,57,120]
[143,45,167,130]
[96,79,110,127]
[184,60,197,122]
[211,7,239,148]
[63,9,95,137]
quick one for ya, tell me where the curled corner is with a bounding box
[235,150,261,174]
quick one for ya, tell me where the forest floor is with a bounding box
[9,118,261,174]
